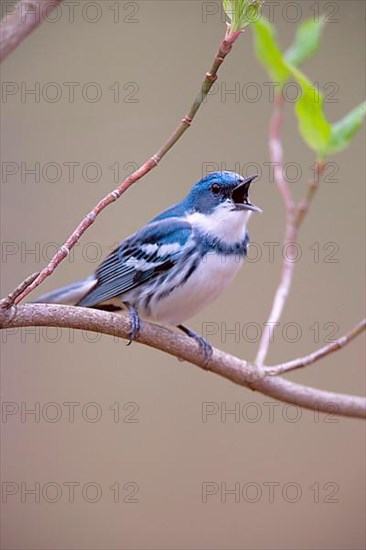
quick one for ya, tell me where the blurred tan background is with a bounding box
[1,1,365,549]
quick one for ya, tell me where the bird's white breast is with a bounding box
[147,247,245,326]
[142,204,251,325]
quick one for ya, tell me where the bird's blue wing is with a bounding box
[77,218,192,307]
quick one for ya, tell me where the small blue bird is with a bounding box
[35,171,261,363]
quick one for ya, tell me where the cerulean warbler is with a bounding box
[35,171,261,363]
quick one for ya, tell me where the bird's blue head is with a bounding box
[186,171,261,215]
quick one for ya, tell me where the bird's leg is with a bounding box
[177,324,213,368]
[124,302,141,345]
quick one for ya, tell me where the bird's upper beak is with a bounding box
[231,174,262,213]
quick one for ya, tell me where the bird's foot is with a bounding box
[125,303,141,345]
[177,324,213,369]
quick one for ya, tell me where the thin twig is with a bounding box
[0,303,365,419]
[0,0,63,63]
[266,319,366,375]
[9,29,243,306]
[255,93,326,366]
[268,96,294,213]
[294,163,325,227]
[0,272,39,310]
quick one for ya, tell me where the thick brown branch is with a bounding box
[266,319,366,376]
[0,0,63,63]
[1,303,365,419]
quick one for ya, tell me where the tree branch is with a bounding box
[1,303,365,419]
[8,28,243,306]
[255,95,326,366]
[266,319,366,376]
[268,96,294,212]
[0,0,63,63]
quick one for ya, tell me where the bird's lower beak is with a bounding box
[236,202,263,213]
[232,174,262,213]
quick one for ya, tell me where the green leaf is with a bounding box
[252,16,289,86]
[285,16,326,68]
[222,0,233,20]
[252,15,325,87]
[251,15,364,158]
[223,0,264,34]
[326,101,366,155]
[286,63,331,158]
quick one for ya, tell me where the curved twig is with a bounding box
[266,319,366,376]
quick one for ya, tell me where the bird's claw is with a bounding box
[198,336,213,368]
[125,303,141,345]
[178,325,213,369]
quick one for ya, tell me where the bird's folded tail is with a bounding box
[32,276,97,306]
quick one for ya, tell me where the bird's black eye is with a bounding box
[211,183,221,195]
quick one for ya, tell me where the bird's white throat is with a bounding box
[186,201,251,243]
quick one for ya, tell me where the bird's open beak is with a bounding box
[231,174,262,213]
